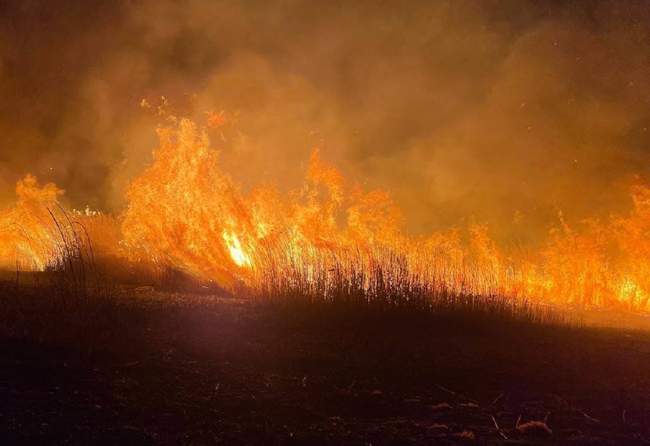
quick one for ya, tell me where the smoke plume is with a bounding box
[1,0,649,241]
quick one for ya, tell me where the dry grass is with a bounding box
[0,209,127,349]
[0,206,571,354]
[247,244,567,327]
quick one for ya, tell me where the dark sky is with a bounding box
[1,0,649,238]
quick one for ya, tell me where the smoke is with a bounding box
[1,0,649,240]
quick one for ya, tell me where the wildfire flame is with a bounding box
[0,175,63,270]
[222,231,251,268]
[3,112,650,314]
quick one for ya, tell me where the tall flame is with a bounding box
[3,113,650,314]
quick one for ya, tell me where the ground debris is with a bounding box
[516,417,553,437]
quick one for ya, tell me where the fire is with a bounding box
[222,231,251,267]
[0,175,63,270]
[0,175,120,273]
[4,110,650,315]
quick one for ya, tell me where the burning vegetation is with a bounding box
[2,111,650,316]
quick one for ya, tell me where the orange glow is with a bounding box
[0,175,63,270]
[4,114,650,314]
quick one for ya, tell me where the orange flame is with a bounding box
[4,113,650,314]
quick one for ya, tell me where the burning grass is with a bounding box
[0,210,646,444]
[1,112,650,324]
[0,200,564,349]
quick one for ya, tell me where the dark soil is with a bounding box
[1,292,650,445]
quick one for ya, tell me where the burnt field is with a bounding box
[1,285,650,445]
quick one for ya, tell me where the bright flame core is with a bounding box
[223,231,251,267]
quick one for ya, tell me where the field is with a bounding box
[1,280,650,445]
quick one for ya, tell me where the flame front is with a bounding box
[4,114,650,315]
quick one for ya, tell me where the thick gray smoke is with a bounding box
[1,0,649,241]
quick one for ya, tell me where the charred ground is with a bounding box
[1,285,650,445]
